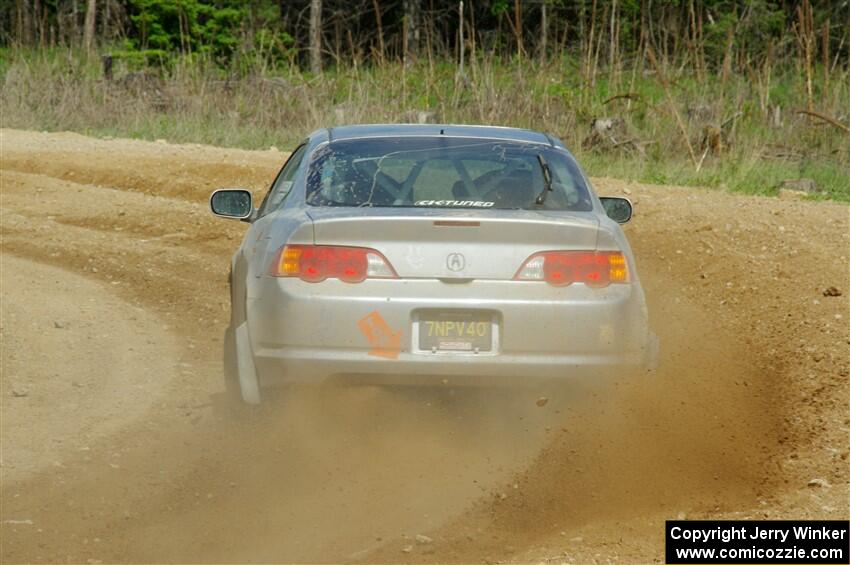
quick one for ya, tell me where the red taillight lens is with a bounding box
[514,251,628,287]
[270,245,397,283]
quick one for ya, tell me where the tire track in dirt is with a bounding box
[1,255,181,483]
[1,129,847,563]
[0,129,283,201]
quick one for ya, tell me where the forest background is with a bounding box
[2,0,848,198]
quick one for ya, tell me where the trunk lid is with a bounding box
[306,208,599,279]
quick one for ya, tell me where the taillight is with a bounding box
[270,245,397,283]
[514,251,628,287]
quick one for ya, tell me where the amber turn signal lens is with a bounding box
[608,253,628,282]
[280,246,302,275]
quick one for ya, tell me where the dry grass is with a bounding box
[2,47,848,199]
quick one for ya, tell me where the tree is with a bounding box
[309,0,322,73]
[403,0,419,65]
[539,0,547,61]
[83,0,97,52]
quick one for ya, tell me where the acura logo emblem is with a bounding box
[446,253,466,272]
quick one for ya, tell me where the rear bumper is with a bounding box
[247,277,652,387]
[253,347,647,388]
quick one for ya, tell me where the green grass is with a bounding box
[2,47,848,201]
[582,153,850,201]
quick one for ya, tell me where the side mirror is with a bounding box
[600,197,632,224]
[210,189,253,220]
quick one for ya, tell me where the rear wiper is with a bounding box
[534,154,553,207]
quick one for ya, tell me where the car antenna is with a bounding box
[440,128,445,135]
[535,154,553,206]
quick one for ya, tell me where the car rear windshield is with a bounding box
[305,137,593,211]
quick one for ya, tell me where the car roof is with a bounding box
[311,124,558,146]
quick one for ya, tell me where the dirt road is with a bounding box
[1,129,847,563]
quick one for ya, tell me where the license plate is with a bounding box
[418,311,493,352]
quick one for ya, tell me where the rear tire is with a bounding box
[223,323,262,405]
[225,267,262,406]
[234,322,262,404]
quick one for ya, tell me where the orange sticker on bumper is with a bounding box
[357,310,402,359]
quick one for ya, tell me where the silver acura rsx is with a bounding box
[211,124,656,404]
